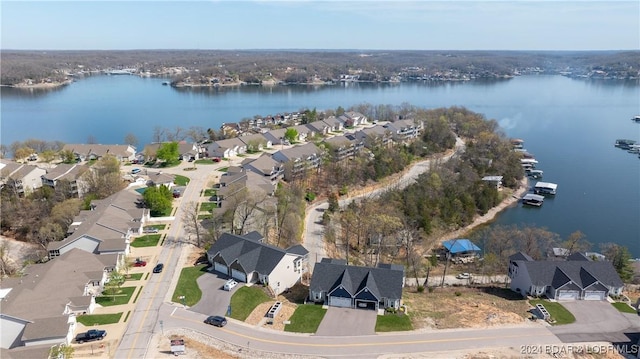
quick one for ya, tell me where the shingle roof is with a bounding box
[21,316,69,341]
[62,144,135,158]
[516,255,624,289]
[310,260,404,301]
[42,164,88,182]
[206,233,306,274]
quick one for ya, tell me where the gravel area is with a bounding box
[245,300,298,331]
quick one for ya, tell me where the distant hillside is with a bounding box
[1,50,639,86]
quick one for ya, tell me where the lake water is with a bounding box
[2,75,639,256]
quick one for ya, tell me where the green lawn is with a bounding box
[76,313,123,326]
[229,286,272,321]
[218,167,229,172]
[376,313,413,332]
[203,189,217,197]
[130,234,161,247]
[195,159,217,165]
[612,302,637,314]
[284,304,326,333]
[95,287,136,306]
[174,174,190,186]
[529,299,576,325]
[145,224,166,230]
[199,202,218,211]
[125,273,143,281]
[172,265,208,306]
[198,214,212,220]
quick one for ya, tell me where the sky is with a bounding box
[1,1,639,51]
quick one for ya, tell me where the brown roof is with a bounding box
[22,316,69,341]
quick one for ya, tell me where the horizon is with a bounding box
[2,1,638,51]
[2,49,639,53]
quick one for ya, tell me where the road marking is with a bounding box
[173,312,555,348]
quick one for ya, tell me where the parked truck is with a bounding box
[75,329,107,344]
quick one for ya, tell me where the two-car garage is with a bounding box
[583,291,606,301]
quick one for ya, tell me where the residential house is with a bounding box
[206,232,308,295]
[47,190,148,259]
[207,138,247,159]
[508,252,624,300]
[41,164,89,198]
[309,258,404,312]
[305,120,331,137]
[442,239,481,263]
[323,135,363,161]
[262,129,288,147]
[0,249,119,352]
[216,167,275,204]
[242,154,284,183]
[0,159,46,196]
[481,176,503,189]
[220,122,242,137]
[147,172,175,189]
[344,111,369,126]
[292,125,312,142]
[353,126,393,148]
[143,142,199,162]
[271,143,322,181]
[384,119,424,142]
[239,133,271,152]
[62,144,136,163]
[322,116,345,133]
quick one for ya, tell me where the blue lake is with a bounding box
[2,75,639,256]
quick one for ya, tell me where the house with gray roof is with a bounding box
[344,111,368,126]
[322,116,345,132]
[238,133,271,152]
[353,125,393,148]
[383,119,424,142]
[206,232,308,295]
[309,258,405,312]
[62,144,136,162]
[305,120,330,137]
[0,159,46,197]
[272,143,322,181]
[262,128,288,146]
[323,135,363,161]
[241,154,284,183]
[147,171,175,189]
[41,163,89,198]
[47,190,147,259]
[207,138,247,159]
[508,251,624,300]
[0,249,119,351]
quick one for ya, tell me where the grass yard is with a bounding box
[529,299,576,325]
[203,189,216,197]
[194,159,217,164]
[284,304,327,333]
[130,234,161,247]
[174,175,190,186]
[218,167,229,172]
[145,224,166,230]
[229,286,272,321]
[199,202,218,211]
[172,265,208,306]
[126,273,143,281]
[612,302,637,314]
[76,313,123,326]
[197,214,212,220]
[95,287,136,306]
[376,312,413,332]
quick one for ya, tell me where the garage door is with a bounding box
[214,262,227,275]
[584,291,605,300]
[231,269,246,282]
[355,300,376,310]
[557,290,579,300]
[329,296,352,308]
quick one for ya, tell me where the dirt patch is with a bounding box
[0,236,42,276]
[402,285,530,330]
[245,300,297,331]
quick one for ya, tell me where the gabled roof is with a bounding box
[42,164,88,182]
[306,120,330,133]
[148,172,175,185]
[272,143,321,163]
[509,252,534,262]
[207,233,306,275]
[310,259,404,301]
[21,316,69,341]
[442,239,481,254]
[62,144,135,158]
[238,133,269,147]
[243,154,281,176]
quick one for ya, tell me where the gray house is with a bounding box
[206,232,308,295]
[309,258,404,312]
[508,252,624,300]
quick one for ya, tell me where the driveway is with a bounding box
[551,300,640,343]
[316,307,377,336]
[188,271,242,317]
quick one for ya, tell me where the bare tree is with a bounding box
[87,135,97,144]
[182,201,206,247]
[0,241,17,277]
[124,133,139,147]
[186,126,207,143]
[152,126,166,143]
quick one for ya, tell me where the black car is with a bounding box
[204,315,227,327]
[153,263,164,273]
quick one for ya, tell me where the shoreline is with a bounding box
[433,176,529,244]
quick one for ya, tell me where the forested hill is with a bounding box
[2,50,639,86]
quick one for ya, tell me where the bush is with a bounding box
[455,291,462,296]
[417,285,425,293]
[305,191,316,202]
[428,287,434,293]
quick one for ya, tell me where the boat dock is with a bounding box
[522,193,545,207]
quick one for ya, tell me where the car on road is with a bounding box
[133,258,147,267]
[143,227,159,233]
[153,263,164,273]
[456,272,471,279]
[223,279,238,291]
[204,315,227,327]
[75,329,107,344]
[131,168,141,174]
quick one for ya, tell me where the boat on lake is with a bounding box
[632,116,640,122]
[520,158,539,167]
[522,193,545,207]
[615,139,637,149]
[534,181,558,195]
[528,169,544,179]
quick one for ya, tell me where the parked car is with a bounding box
[133,258,147,267]
[223,279,238,291]
[173,190,181,198]
[456,272,471,279]
[204,315,227,327]
[153,263,164,273]
[212,157,221,162]
[143,227,159,233]
[75,329,107,344]
[131,168,141,174]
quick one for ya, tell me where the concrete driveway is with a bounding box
[316,307,377,336]
[188,271,242,317]
[551,300,640,343]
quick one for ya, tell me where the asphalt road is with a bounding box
[551,301,640,343]
[303,138,465,273]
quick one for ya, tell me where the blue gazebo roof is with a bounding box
[442,239,481,254]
